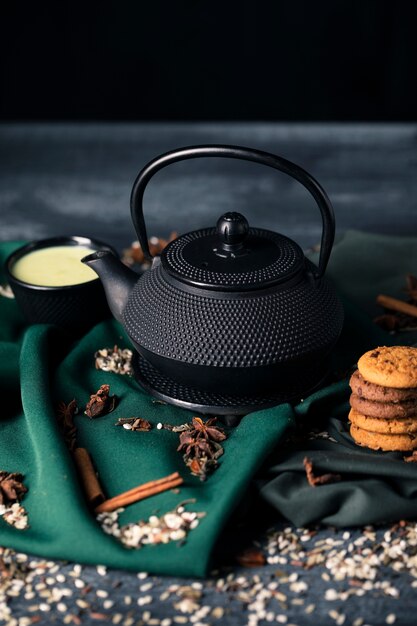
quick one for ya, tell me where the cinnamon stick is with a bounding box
[376,294,417,319]
[94,472,183,514]
[73,447,105,507]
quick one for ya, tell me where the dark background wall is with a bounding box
[1,1,417,121]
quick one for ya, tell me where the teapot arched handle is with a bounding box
[130,145,335,279]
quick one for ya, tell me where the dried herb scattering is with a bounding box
[303,457,342,487]
[115,417,153,431]
[177,417,227,481]
[94,345,133,376]
[56,399,78,451]
[85,384,117,418]
[0,472,27,506]
[157,422,192,433]
[374,274,417,332]
[0,472,29,530]
[122,232,178,269]
[97,499,205,548]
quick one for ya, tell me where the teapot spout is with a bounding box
[82,250,138,324]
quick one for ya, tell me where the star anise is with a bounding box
[56,399,78,451]
[373,314,402,332]
[85,384,117,418]
[187,417,226,442]
[176,417,226,481]
[0,472,27,506]
[177,433,215,458]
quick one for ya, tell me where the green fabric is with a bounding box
[260,230,417,527]
[1,230,416,574]
[0,241,292,577]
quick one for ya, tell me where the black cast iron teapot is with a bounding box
[83,145,344,413]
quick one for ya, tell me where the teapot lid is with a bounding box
[161,212,305,291]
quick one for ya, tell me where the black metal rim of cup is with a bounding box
[5,236,118,334]
[5,235,116,291]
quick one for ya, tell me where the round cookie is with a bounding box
[349,394,417,418]
[358,346,417,389]
[348,408,417,434]
[349,370,417,403]
[350,424,417,451]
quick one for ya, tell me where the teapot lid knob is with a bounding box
[216,212,249,251]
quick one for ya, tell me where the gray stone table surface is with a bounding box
[1,123,417,626]
[1,123,417,250]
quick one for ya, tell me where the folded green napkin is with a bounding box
[0,241,292,577]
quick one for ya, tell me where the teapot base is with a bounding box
[132,352,329,417]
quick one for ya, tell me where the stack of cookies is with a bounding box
[349,346,417,452]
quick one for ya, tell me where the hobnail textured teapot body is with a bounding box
[84,144,344,402]
[123,257,343,395]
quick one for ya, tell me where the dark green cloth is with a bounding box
[260,230,417,527]
[0,241,292,577]
[1,231,416,576]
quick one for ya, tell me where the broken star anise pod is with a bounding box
[186,456,219,481]
[0,472,27,506]
[56,399,78,451]
[85,384,117,418]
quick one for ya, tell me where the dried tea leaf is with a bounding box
[94,345,133,376]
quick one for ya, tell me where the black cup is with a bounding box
[5,236,116,335]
